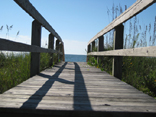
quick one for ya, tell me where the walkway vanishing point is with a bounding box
[0,62,156,117]
[0,0,156,116]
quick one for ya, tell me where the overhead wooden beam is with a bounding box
[88,0,156,45]
[0,38,62,55]
[14,0,62,42]
[88,46,156,57]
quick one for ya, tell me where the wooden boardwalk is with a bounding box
[0,62,156,116]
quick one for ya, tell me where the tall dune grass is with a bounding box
[0,52,57,94]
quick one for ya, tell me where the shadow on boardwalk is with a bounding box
[20,62,92,110]
[74,62,92,110]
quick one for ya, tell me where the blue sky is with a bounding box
[0,0,156,55]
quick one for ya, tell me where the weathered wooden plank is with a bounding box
[3,90,150,98]
[0,62,156,116]
[88,0,156,45]
[14,0,62,42]
[0,102,155,113]
[0,38,62,54]
[18,78,124,82]
[4,87,144,94]
[4,87,141,92]
[14,81,134,86]
[15,78,131,84]
[17,84,141,91]
[88,46,156,57]
[0,102,156,113]
[1,94,155,102]
[0,98,156,107]
[0,107,156,117]
[4,90,150,98]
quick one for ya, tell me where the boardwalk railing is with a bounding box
[0,0,65,77]
[87,0,156,79]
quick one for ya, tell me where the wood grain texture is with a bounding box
[0,38,62,55]
[14,0,62,42]
[30,20,41,77]
[56,39,60,62]
[62,42,65,61]
[88,0,156,45]
[0,62,156,116]
[87,44,91,53]
[112,24,124,79]
[48,33,55,66]
[88,46,156,57]
[91,41,95,52]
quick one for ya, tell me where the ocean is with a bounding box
[65,54,87,62]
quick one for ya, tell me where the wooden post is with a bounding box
[92,40,96,63]
[62,42,65,61]
[48,33,54,66]
[87,44,91,62]
[60,43,63,61]
[112,24,124,79]
[30,20,41,77]
[87,44,91,53]
[97,36,104,64]
[56,39,60,63]
[92,41,95,52]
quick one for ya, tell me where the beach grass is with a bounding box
[0,52,57,94]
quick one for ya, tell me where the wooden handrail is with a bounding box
[87,0,156,80]
[88,46,156,57]
[0,1,65,77]
[14,0,62,42]
[0,38,62,55]
[88,0,156,45]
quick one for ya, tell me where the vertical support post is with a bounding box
[62,42,65,61]
[92,41,96,64]
[30,20,41,77]
[56,39,60,63]
[97,36,104,64]
[60,42,63,61]
[92,41,95,52]
[87,44,91,62]
[87,44,91,53]
[112,24,124,80]
[48,33,54,66]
